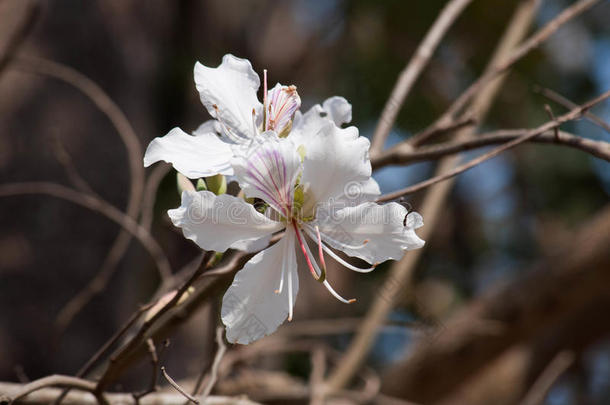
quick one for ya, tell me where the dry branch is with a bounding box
[325,0,541,392]
[0,382,261,405]
[10,55,146,331]
[372,129,610,169]
[377,90,610,201]
[369,0,474,155]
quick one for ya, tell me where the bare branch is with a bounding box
[372,129,610,169]
[8,375,107,405]
[10,56,146,331]
[520,351,574,405]
[161,367,200,404]
[435,0,600,129]
[377,90,610,202]
[369,0,474,155]
[199,327,228,399]
[535,86,610,134]
[0,0,40,76]
[325,0,541,392]
[0,382,262,405]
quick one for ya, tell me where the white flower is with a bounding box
[168,119,425,344]
[143,54,302,177]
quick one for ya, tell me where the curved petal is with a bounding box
[231,133,302,218]
[168,190,283,253]
[194,54,262,140]
[143,127,233,178]
[221,228,298,344]
[297,121,372,212]
[193,119,222,136]
[316,202,425,264]
[322,96,352,126]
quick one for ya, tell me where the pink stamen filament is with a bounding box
[297,226,355,304]
[263,69,268,131]
[315,225,327,274]
[303,227,377,273]
[212,104,246,143]
[303,223,369,250]
[293,220,319,281]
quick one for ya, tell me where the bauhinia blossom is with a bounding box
[168,108,425,344]
[143,54,301,178]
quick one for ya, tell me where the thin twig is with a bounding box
[0,182,171,280]
[0,0,40,76]
[536,86,610,134]
[369,0,474,155]
[141,164,172,231]
[434,0,600,129]
[11,55,146,332]
[10,375,108,405]
[406,114,476,146]
[132,339,160,402]
[520,351,575,405]
[94,251,215,393]
[544,104,560,140]
[161,367,200,404]
[377,90,610,202]
[371,129,610,169]
[325,0,541,392]
[50,134,96,195]
[199,327,228,399]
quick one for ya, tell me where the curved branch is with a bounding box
[372,129,610,169]
[377,90,610,202]
[0,182,171,280]
[8,375,107,404]
[369,0,474,155]
[427,0,600,135]
[10,56,146,331]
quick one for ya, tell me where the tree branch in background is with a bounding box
[369,0,474,155]
[372,129,610,169]
[10,56,146,333]
[376,90,610,202]
[0,382,262,405]
[0,182,171,280]
[0,0,40,76]
[415,0,600,146]
[325,0,542,392]
[535,86,610,134]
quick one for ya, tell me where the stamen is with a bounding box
[323,279,356,304]
[263,69,268,131]
[275,260,285,294]
[314,226,327,274]
[304,227,376,273]
[294,221,320,281]
[303,223,369,250]
[213,104,246,143]
[287,263,294,321]
[251,108,258,137]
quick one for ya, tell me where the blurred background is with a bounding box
[1,0,609,404]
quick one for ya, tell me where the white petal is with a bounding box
[221,228,298,344]
[194,54,262,140]
[322,96,352,126]
[316,202,425,264]
[193,119,222,136]
[143,127,233,178]
[298,121,372,210]
[231,133,302,218]
[168,190,283,253]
